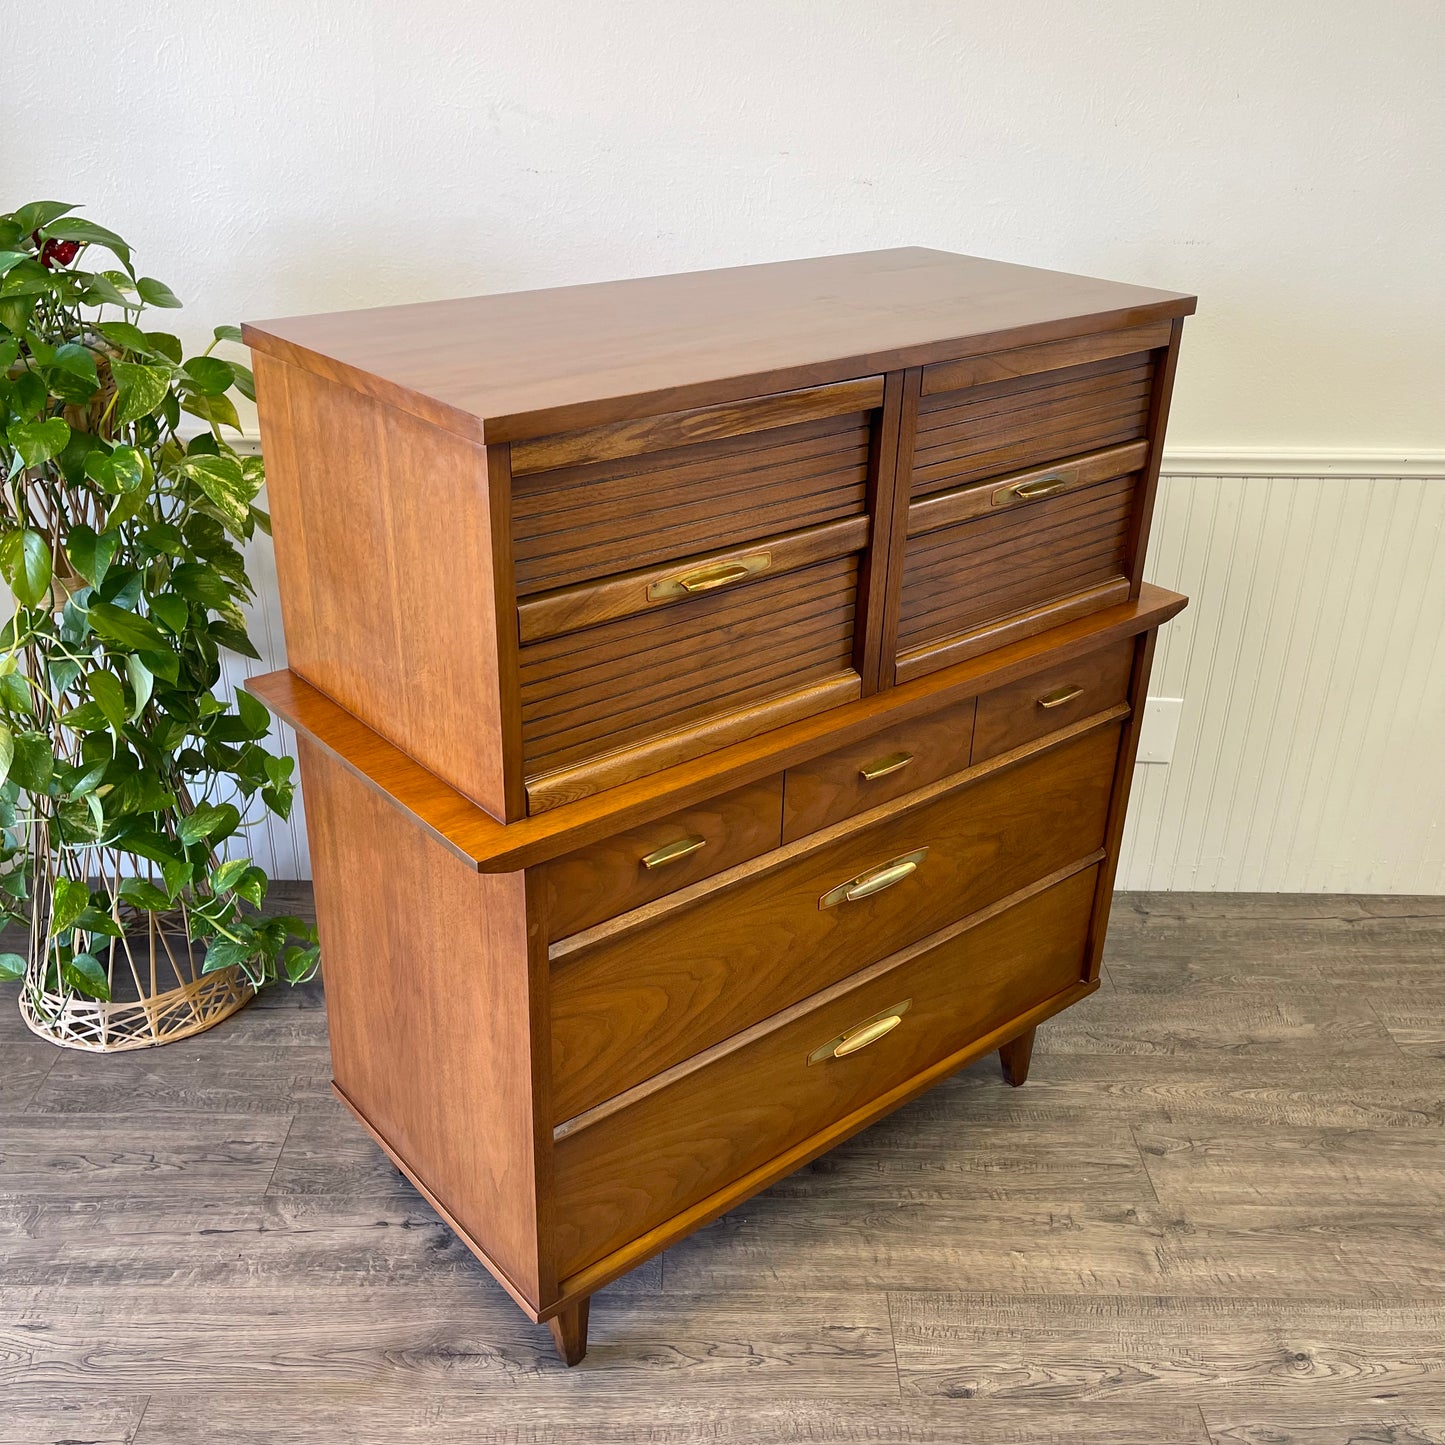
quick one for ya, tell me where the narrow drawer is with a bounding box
[538,776,783,939]
[972,640,1135,764]
[552,864,1099,1278]
[781,696,976,843]
[510,378,883,594]
[911,330,1163,500]
[520,545,864,812]
[549,723,1119,1122]
[893,446,1145,684]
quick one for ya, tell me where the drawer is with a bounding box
[549,723,1119,1121]
[552,864,1099,1277]
[520,543,864,811]
[911,328,1164,501]
[510,378,883,594]
[538,776,783,939]
[781,696,976,843]
[972,640,1135,764]
[893,445,1146,684]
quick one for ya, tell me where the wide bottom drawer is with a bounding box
[551,863,1099,1279]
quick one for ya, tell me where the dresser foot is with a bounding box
[999,1026,1036,1087]
[546,1297,590,1366]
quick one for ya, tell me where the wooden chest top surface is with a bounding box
[242,247,1194,443]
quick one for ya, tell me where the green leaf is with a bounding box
[42,344,100,405]
[235,688,272,738]
[66,525,119,588]
[203,936,255,973]
[125,654,153,720]
[230,363,257,403]
[0,720,13,786]
[6,417,71,468]
[180,391,242,432]
[50,875,91,934]
[0,672,31,715]
[136,276,182,309]
[149,592,189,634]
[14,201,77,233]
[284,943,321,984]
[210,858,251,894]
[0,251,28,278]
[94,320,153,355]
[87,601,168,653]
[61,952,110,1000]
[0,951,24,981]
[212,324,244,344]
[177,801,240,849]
[182,357,234,396]
[110,361,171,426]
[169,562,234,611]
[161,856,192,900]
[144,331,182,364]
[175,454,252,530]
[42,217,132,267]
[10,731,53,792]
[0,529,53,608]
[119,877,172,911]
[77,273,135,308]
[233,865,267,910]
[87,669,127,735]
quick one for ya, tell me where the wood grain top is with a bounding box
[243,248,1195,444]
[247,582,1186,873]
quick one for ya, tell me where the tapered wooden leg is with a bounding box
[546,1297,590,1366]
[999,1026,1036,1087]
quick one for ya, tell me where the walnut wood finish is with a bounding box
[998,1024,1037,1086]
[781,694,976,842]
[548,723,1121,1123]
[551,866,1099,1278]
[971,638,1134,764]
[538,775,783,940]
[244,249,1193,1364]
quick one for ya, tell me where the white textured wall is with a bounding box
[4,2,1443,890]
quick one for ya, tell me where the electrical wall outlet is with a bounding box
[1137,697,1183,764]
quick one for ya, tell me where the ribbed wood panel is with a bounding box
[512,412,872,593]
[898,475,1135,656]
[1120,474,1445,893]
[520,555,860,780]
[911,354,1153,498]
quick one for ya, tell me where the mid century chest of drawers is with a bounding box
[244,248,1193,1364]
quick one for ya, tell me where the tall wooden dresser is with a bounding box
[245,249,1193,1364]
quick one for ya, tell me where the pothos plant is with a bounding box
[0,200,318,1004]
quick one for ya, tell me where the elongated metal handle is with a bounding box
[648,551,772,601]
[641,834,706,870]
[995,473,1068,506]
[859,751,913,782]
[819,847,928,909]
[1038,684,1085,710]
[808,999,913,1064]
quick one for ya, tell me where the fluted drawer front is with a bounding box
[548,723,1120,1123]
[511,382,880,595]
[521,553,861,805]
[551,864,1099,1279]
[912,342,1159,500]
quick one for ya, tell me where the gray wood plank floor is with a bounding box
[3,887,1444,1444]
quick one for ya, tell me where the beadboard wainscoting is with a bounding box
[220,462,1445,894]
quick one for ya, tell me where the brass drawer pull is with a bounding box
[641,834,707,870]
[808,999,913,1065]
[858,751,914,782]
[994,473,1068,506]
[819,847,928,909]
[647,551,772,601]
[1038,684,1086,710]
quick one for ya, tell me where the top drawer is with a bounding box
[510,379,884,594]
[911,323,1167,500]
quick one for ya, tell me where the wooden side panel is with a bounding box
[520,555,860,781]
[897,474,1137,662]
[552,865,1098,1278]
[299,739,551,1306]
[253,354,519,820]
[549,723,1120,1122]
[512,411,873,593]
[911,353,1154,498]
